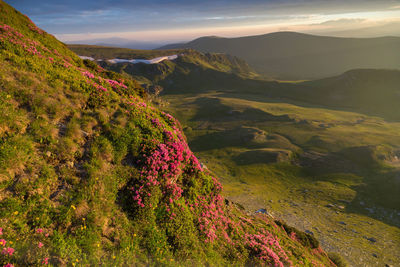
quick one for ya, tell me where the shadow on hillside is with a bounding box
[189,96,293,123]
[232,149,293,165]
[299,147,400,228]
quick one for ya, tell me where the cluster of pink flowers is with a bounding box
[80,69,130,97]
[0,23,59,64]
[0,228,15,258]
[82,71,95,79]
[132,129,196,209]
[194,193,236,244]
[42,257,49,265]
[23,14,44,34]
[151,118,163,128]
[63,60,72,68]
[28,24,44,34]
[244,230,292,267]
[2,247,14,256]
[0,24,45,59]
[0,23,81,73]
[85,78,108,93]
[106,79,127,89]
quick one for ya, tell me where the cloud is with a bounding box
[316,18,367,26]
[5,0,400,42]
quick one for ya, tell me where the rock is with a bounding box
[372,253,378,258]
[255,208,267,214]
[360,201,365,206]
[365,207,375,213]
[305,230,314,235]
[337,205,345,210]
[326,204,335,208]
[339,221,347,225]
[255,208,274,218]
[269,200,273,203]
[200,162,208,169]
[46,151,52,157]
[366,237,377,243]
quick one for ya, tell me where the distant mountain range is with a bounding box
[159,32,400,80]
[65,37,163,50]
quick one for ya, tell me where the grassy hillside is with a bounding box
[68,44,185,60]
[73,45,400,121]
[162,93,400,266]
[159,32,400,80]
[0,1,336,266]
[68,45,260,82]
[294,69,400,121]
[75,45,400,266]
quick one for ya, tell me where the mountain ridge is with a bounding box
[159,31,400,80]
[0,1,336,266]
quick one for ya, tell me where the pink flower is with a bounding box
[42,257,49,265]
[0,239,6,246]
[2,247,15,256]
[0,228,3,235]
[36,228,43,234]
[81,71,95,79]
[3,264,14,267]
[38,242,44,248]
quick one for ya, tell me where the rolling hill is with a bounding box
[71,44,400,121]
[73,44,400,266]
[0,1,337,266]
[159,32,400,80]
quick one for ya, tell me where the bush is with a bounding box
[275,220,319,249]
[328,252,348,267]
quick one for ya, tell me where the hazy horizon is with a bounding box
[6,0,400,48]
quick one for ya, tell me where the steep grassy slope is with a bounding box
[75,45,400,266]
[0,1,336,266]
[159,32,400,80]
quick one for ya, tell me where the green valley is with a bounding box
[71,45,400,266]
[0,1,339,266]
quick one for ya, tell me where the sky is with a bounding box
[5,0,400,48]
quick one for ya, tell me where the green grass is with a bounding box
[72,40,400,266]
[67,44,186,60]
[160,92,400,266]
[0,1,337,266]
